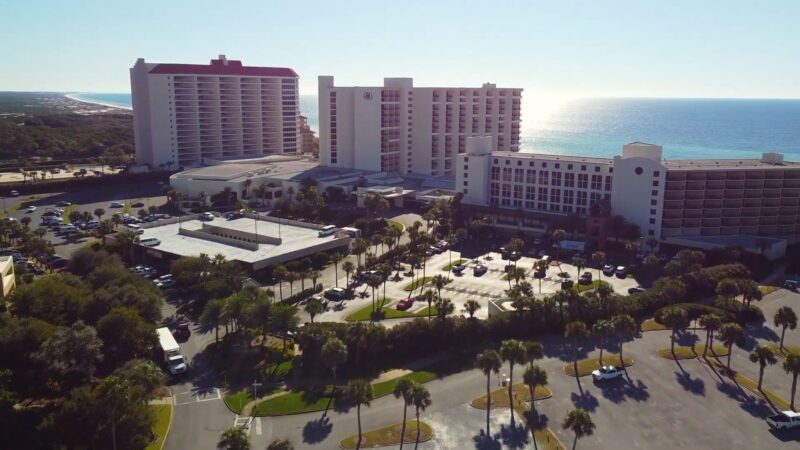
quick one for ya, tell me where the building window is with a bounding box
[651,190,658,196]
[594,166,600,172]
[542,162,548,168]
[568,164,573,170]
[651,199,657,206]
[652,180,659,187]
[654,171,660,177]
[650,209,656,215]
[514,168,524,183]
[539,170,549,185]
[648,230,655,236]
[649,218,656,224]
[581,165,586,171]
[605,176,612,191]
[502,167,512,181]
[577,173,588,189]
[505,160,510,165]
[591,175,602,190]
[529,161,535,167]
[526,169,536,184]
[555,163,560,169]
[635,167,644,175]
[564,173,575,187]
[551,172,562,186]
[564,189,574,205]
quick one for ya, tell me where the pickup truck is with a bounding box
[767,411,800,430]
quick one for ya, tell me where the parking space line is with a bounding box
[255,417,262,435]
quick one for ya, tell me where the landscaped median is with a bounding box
[766,343,800,360]
[339,420,433,449]
[345,302,438,322]
[145,404,172,450]
[251,370,438,417]
[563,354,633,377]
[441,259,466,271]
[657,345,728,360]
[470,383,552,409]
[223,390,253,415]
[707,359,793,411]
[403,276,434,292]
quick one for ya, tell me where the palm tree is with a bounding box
[562,408,595,450]
[343,260,355,287]
[591,251,606,283]
[775,306,798,351]
[347,322,369,366]
[750,345,778,391]
[217,426,250,450]
[352,238,368,270]
[344,379,373,449]
[285,272,298,298]
[523,365,547,416]
[266,439,293,450]
[718,322,744,369]
[500,339,527,416]
[783,354,800,410]
[462,299,481,318]
[475,349,502,437]
[592,320,615,365]
[321,337,347,385]
[273,264,287,301]
[432,274,447,300]
[573,257,587,282]
[411,384,431,446]
[565,321,589,377]
[613,315,637,368]
[421,289,436,322]
[698,314,723,356]
[661,307,689,356]
[200,299,225,342]
[308,270,321,290]
[434,297,454,321]
[304,297,327,323]
[534,259,548,294]
[94,207,105,222]
[331,252,343,287]
[392,378,417,450]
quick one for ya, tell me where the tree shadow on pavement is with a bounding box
[570,390,599,412]
[745,324,780,344]
[498,421,530,449]
[675,331,701,347]
[715,380,775,419]
[597,377,650,404]
[302,416,332,444]
[675,370,705,396]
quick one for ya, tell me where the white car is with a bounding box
[25,205,36,213]
[110,201,125,208]
[767,411,800,430]
[199,212,215,221]
[591,365,625,381]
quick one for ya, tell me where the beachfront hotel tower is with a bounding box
[318,76,522,176]
[130,55,300,169]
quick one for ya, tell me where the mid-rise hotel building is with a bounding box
[318,76,522,176]
[458,137,800,257]
[131,55,300,169]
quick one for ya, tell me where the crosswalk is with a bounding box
[172,388,222,406]
[233,415,264,436]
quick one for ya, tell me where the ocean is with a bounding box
[68,93,800,161]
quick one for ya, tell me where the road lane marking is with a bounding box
[255,418,262,435]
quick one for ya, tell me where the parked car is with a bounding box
[225,212,244,220]
[396,297,415,310]
[434,241,449,251]
[615,266,628,278]
[767,411,800,430]
[324,287,348,300]
[473,264,488,276]
[628,286,645,294]
[131,202,145,208]
[110,201,125,208]
[452,264,466,274]
[784,280,798,291]
[9,190,19,197]
[199,212,215,221]
[56,201,72,207]
[591,365,625,381]
[25,205,36,213]
[508,251,521,261]
[171,322,191,341]
[579,271,593,284]
[561,280,574,289]
[602,264,615,276]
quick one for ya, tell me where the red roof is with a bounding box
[149,59,297,77]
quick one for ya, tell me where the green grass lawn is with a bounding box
[61,204,76,223]
[387,220,405,233]
[345,300,439,321]
[340,420,433,449]
[252,370,439,417]
[146,404,172,450]
[441,259,466,271]
[403,276,433,292]
[223,390,253,414]
[765,342,800,359]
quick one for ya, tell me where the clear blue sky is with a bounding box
[2,0,799,99]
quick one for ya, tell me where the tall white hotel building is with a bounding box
[318,76,522,176]
[130,55,300,169]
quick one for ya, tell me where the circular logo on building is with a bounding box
[362,92,372,100]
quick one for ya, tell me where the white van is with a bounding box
[125,223,144,235]
[318,225,336,237]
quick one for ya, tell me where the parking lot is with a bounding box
[3,181,169,260]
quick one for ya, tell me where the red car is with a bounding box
[396,297,416,310]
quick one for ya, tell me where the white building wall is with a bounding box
[611,143,667,243]
[353,87,382,172]
[456,136,493,206]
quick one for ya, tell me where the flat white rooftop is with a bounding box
[139,216,348,269]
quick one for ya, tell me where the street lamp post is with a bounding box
[252,380,263,406]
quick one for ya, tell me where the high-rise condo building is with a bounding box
[318,76,522,177]
[131,55,300,169]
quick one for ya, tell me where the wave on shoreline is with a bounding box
[65,93,132,111]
